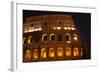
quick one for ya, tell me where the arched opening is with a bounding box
[73,47,79,56]
[73,34,78,42]
[57,47,63,57]
[41,48,46,59]
[42,34,47,42]
[65,34,71,43]
[33,49,38,59]
[24,49,32,61]
[65,47,71,57]
[49,48,55,58]
[28,36,32,44]
[50,34,56,41]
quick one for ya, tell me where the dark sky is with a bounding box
[23,10,91,44]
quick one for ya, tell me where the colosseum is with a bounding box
[23,14,88,62]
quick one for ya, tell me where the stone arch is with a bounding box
[73,34,78,41]
[65,34,71,43]
[28,36,32,44]
[73,47,79,56]
[65,47,71,56]
[24,49,32,61]
[49,48,55,58]
[57,47,63,57]
[50,34,56,41]
[41,48,46,58]
[33,49,38,59]
[42,34,47,42]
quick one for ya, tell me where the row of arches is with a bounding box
[40,47,82,58]
[42,33,78,42]
[24,47,83,61]
[23,33,78,44]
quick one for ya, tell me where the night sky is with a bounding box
[23,10,91,45]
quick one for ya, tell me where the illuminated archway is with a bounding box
[65,34,71,43]
[49,48,55,58]
[50,34,56,41]
[73,34,78,41]
[41,48,46,59]
[73,47,79,56]
[28,36,32,44]
[42,34,47,42]
[57,47,63,57]
[24,49,32,61]
[33,49,38,59]
[65,47,71,57]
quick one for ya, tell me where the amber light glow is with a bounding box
[73,48,79,56]
[33,49,38,59]
[24,28,42,33]
[24,50,32,61]
[73,34,78,41]
[28,36,32,44]
[41,48,46,58]
[23,13,90,62]
[49,48,55,58]
[57,47,63,57]
[57,27,61,30]
[65,47,71,57]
